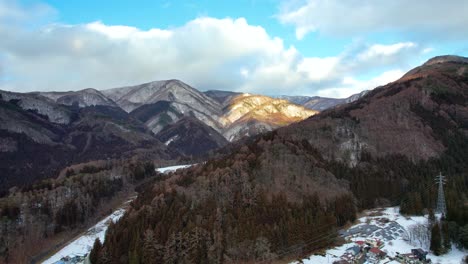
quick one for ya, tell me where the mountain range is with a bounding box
[277,90,369,111]
[100,79,319,141]
[0,78,366,194]
[0,55,467,263]
[87,55,468,263]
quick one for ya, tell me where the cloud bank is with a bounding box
[279,0,468,40]
[0,1,429,97]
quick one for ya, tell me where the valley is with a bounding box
[0,56,467,264]
[41,165,193,264]
[2,0,468,263]
[80,56,468,263]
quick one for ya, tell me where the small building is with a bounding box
[355,240,366,246]
[369,247,387,259]
[346,245,361,256]
[366,238,383,248]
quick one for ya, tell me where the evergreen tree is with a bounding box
[460,225,468,249]
[442,221,451,252]
[164,233,178,264]
[97,248,111,264]
[428,208,436,224]
[430,223,442,255]
[89,238,102,264]
[141,229,164,264]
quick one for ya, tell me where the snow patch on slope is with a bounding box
[164,135,179,146]
[43,164,195,264]
[156,164,193,173]
[42,208,126,264]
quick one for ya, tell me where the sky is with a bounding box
[1,0,468,98]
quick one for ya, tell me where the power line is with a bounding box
[258,230,337,263]
[435,172,447,217]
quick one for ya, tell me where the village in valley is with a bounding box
[334,212,430,264]
[296,207,467,264]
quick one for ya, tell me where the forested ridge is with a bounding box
[91,133,357,263]
[90,129,467,263]
[0,159,165,263]
[92,58,468,263]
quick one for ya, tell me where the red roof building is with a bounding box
[369,247,387,259]
[355,241,365,246]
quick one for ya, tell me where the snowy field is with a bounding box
[42,208,126,264]
[43,164,194,264]
[293,207,467,264]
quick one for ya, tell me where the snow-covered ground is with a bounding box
[156,164,193,173]
[293,207,467,264]
[42,208,126,264]
[42,164,194,264]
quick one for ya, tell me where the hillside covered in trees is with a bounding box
[91,56,468,263]
[0,159,167,263]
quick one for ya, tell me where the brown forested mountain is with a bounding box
[93,132,356,264]
[0,159,164,263]
[279,55,468,164]
[0,93,178,195]
[92,57,468,263]
[0,79,317,196]
[155,117,229,157]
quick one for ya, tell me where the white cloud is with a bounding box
[0,1,428,98]
[357,42,416,61]
[298,57,339,81]
[292,41,420,97]
[317,69,405,98]
[279,0,468,40]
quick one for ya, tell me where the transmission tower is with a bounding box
[435,172,447,216]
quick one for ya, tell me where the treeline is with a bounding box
[430,217,468,255]
[0,159,157,263]
[91,190,351,264]
[95,127,468,263]
[94,134,357,263]
[327,132,468,250]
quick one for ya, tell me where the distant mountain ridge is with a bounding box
[277,90,369,111]
[0,80,322,192]
[1,78,371,165]
[104,80,319,142]
[220,93,318,141]
[37,88,119,108]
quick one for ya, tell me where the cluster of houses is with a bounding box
[332,238,386,264]
[332,239,430,264]
[394,248,430,264]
